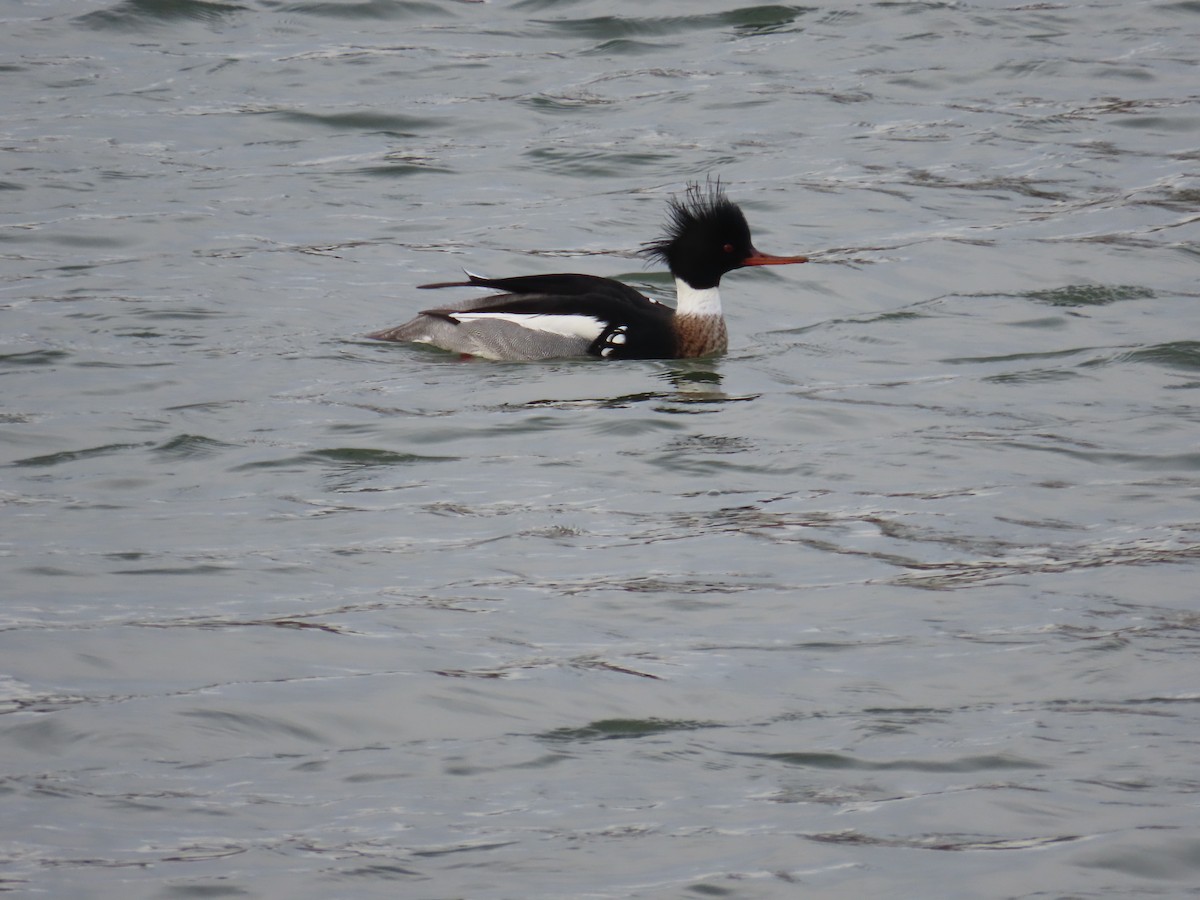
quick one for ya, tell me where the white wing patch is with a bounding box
[599,324,628,358]
[449,312,607,342]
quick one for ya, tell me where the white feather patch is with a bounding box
[674,279,722,317]
[449,312,607,341]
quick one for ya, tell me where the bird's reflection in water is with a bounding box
[656,361,756,410]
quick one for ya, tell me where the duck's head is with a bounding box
[641,180,808,290]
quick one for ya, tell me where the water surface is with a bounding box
[2,1,1199,897]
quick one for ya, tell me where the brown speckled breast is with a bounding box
[674,315,728,358]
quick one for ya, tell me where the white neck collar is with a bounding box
[674,278,722,318]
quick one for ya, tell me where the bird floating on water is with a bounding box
[366,181,808,361]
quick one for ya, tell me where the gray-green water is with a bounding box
[3,1,1199,897]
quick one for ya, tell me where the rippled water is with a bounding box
[3,0,1200,897]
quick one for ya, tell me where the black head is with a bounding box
[641,180,807,290]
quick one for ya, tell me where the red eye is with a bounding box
[723,243,734,253]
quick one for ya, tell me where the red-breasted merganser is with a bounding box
[366,182,808,360]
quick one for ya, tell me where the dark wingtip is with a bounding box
[418,269,491,290]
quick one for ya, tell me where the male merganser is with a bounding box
[366,181,808,360]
